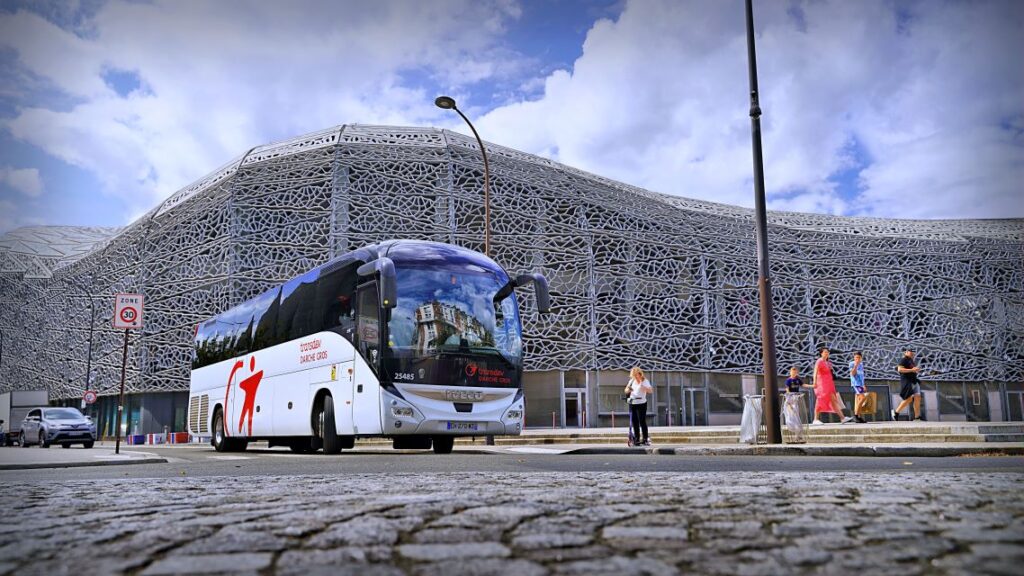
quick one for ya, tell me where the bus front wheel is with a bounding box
[432,436,455,454]
[320,395,342,455]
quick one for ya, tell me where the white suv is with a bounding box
[20,407,96,449]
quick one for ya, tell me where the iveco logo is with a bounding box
[444,389,485,402]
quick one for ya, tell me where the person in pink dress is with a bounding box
[810,348,854,425]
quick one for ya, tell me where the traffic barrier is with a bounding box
[145,433,165,445]
[167,432,190,444]
[125,434,146,445]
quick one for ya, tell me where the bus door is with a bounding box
[352,282,384,435]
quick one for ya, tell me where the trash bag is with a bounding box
[782,393,805,442]
[740,395,764,444]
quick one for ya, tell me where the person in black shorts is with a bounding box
[893,348,922,421]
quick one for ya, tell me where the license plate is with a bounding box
[446,422,479,431]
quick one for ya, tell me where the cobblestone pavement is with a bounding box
[0,472,1022,575]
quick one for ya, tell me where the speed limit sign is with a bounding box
[113,293,144,329]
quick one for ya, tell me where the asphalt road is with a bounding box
[2,444,1022,481]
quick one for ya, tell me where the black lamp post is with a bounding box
[436,95,498,443]
[744,0,781,443]
[435,96,492,256]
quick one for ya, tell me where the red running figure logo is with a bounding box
[465,363,478,377]
[224,356,264,437]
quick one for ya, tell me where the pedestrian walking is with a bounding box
[624,367,652,446]
[811,348,855,425]
[892,348,923,421]
[850,352,868,423]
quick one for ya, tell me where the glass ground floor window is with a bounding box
[521,370,1010,428]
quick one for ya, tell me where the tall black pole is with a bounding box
[437,95,496,445]
[115,328,129,454]
[744,0,781,444]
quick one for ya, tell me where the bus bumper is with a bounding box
[384,390,523,436]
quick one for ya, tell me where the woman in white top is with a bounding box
[623,367,653,446]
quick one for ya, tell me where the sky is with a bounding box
[0,0,1021,235]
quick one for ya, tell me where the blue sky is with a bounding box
[0,0,1021,234]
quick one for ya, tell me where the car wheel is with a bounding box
[39,432,49,448]
[62,443,71,449]
[432,436,455,454]
[20,432,28,447]
[321,396,341,455]
[83,441,94,449]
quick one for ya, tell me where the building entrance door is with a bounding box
[680,388,707,427]
[1007,391,1024,422]
[938,382,990,421]
[564,390,586,428]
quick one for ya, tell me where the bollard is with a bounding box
[552,411,557,429]
[611,412,615,428]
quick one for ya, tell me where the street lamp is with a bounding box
[435,95,492,257]
[437,95,497,444]
[744,0,781,443]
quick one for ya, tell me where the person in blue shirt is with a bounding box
[850,352,868,423]
[784,367,804,393]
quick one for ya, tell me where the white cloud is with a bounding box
[0,0,526,223]
[0,0,1021,226]
[480,0,1024,219]
[0,166,44,197]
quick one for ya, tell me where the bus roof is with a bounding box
[198,240,504,330]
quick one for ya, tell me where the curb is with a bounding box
[564,445,1024,457]
[0,457,167,471]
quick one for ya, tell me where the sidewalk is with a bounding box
[0,444,167,471]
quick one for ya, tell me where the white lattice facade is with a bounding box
[1,124,1022,410]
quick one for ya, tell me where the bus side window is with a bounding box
[318,264,358,340]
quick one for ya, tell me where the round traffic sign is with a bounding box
[120,306,138,324]
[83,390,98,405]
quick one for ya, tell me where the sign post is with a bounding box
[113,294,144,454]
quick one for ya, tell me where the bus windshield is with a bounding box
[385,262,523,388]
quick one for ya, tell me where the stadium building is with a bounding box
[1,125,1021,437]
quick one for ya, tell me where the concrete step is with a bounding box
[351,422,1024,447]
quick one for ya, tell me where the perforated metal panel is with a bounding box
[0,124,1021,401]
[199,395,209,435]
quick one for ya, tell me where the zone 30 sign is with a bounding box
[113,293,144,329]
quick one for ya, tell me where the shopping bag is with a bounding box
[859,392,877,415]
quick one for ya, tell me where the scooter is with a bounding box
[625,397,637,447]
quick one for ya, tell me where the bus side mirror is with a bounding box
[515,273,550,314]
[357,257,397,309]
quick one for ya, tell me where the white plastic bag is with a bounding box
[783,393,805,442]
[740,395,764,444]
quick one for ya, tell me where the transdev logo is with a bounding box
[465,363,478,377]
[225,356,264,436]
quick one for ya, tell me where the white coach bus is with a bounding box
[187,240,549,454]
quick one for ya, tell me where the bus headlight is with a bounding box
[391,407,414,418]
[503,406,523,421]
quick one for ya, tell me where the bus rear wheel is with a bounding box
[432,436,455,454]
[212,409,247,453]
